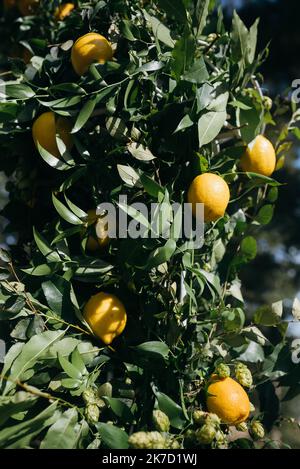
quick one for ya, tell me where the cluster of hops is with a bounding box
[129,411,180,449]
[189,410,227,448]
[82,387,106,425]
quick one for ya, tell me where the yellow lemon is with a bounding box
[54,3,75,21]
[18,0,39,15]
[32,111,73,158]
[240,135,276,177]
[85,209,110,252]
[71,32,113,76]
[206,375,250,425]
[187,173,230,222]
[84,292,127,345]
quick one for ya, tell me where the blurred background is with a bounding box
[222,0,300,448]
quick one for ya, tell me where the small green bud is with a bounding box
[250,421,265,440]
[215,363,231,379]
[152,410,170,433]
[263,96,273,111]
[207,33,218,43]
[193,410,208,426]
[236,422,248,432]
[195,424,216,445]
[85,404,100,425]
[98,382,112,398]
[235,363,253,388]
[184,429,196,443]
[128,432,167,449]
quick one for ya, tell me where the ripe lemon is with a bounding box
[206,375,250,425]
[54,3,75,21]
[71,32,113,76]
[187,173,230,222]
[18,0,39,15]
[240,135,276,177]
[84,292,127,345]
[85,209,110,252]
[32,111,73,158]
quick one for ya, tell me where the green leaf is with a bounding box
[254,305,281,327]
[196,83,214,112]
[198,110,227,147]
[196,0,210,36]
[117,165,140,187]
[22,263,58,276]
[103,397,134,423]
[158,0,187,23]
[106,117,130,141]
[240,236,257,261]
[97,423,129,449]
[3,331,65,394]
[52,194,83,225]
[36,142,74,171]
[146,239,177,270]
[58,353,82,380]
[154,391,186,429]
[172,33,196,81]
[131,341,170,359]
[140,173,164,198]
[255,204,274,225]
[5,84,35,99]
[127,142,156,161]
[182,57,209,84]
[0,402,58,449]
[143,11,175,48]
[72,97,98,133]
[174,114,194,133]
[33,228,61,263]
[41,409,78,449]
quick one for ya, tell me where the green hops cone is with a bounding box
[152,410,170,432]
[193,410,207,426]
[83,388,98,405]
[215,363,230,379]
[215,430,228,449]
[235,363,253,388]
[236,422,248,432]
[195,424,216,445]
[128,432,167,449]
[85,404,100,425]
[250,421,265,440]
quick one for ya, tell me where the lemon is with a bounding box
[54,3,75,21]
[187,173,230,222]
[71,32,113,76]
[206,375,250,425]
[240,135,276,177]
[84,292,127,345]
[85,209,110,252]
[32,111,73,158]
[18,0,39,15]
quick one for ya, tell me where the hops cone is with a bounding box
[128,432,167,449]
[250,421,265,440]
[152,410,170,433]
[235,363,253,388]
[195,424,216,445]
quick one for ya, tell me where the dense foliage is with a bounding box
[0,0,299,449]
